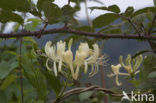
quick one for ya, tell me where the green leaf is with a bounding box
[42,1,62,24]
[93,13,119,28]
[125,6,134,17]
[25,18,41,31]
[0,75,17,90]
[147,71,156,78]
[0,10,23,24]
[129,80,139,87]
[76,26,94,32]
[90,5,120,13]
[13,23,21,32]
[132,50,151,59]
[154,0,156,8]
[0,0,30,12]
[139,55,156,82]
[0,61,18,80]
[103,28,122,34]
[60,5,77,23]
[37,0,54,11]
[132,7,156,17]
[107,5,120,13]
[0,91,7,103]
[21,57,47,100]
[41,70,62,96]
[24,68,47,100]
[79,91,93,101]
[29,8,42,17]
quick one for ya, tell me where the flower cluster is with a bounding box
[108,54,143,86]
[44,39,106,80]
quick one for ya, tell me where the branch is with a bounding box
[19,38,24,103]
[127,18,141,36]
[148,14,156,35]
[52,85,124,103]
[0,27,156,40]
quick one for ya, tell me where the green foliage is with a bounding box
[79,91,94,101]
[93,13,119,28]
[125,6,134,17]
[0,91,7,103]
[37,0,54,11]
[21,57,47,100]
[132,7,156,17]
[0,61,18,80]
[90,5,120,13]
[25,18,41,31]
[0,10,23,24]
[60,5,78,24]
[132,50,151,59]
[41,69,62,97]
[37,0,62,24]
[0,0,30,12]
[147,71,156,78]
[138,55,156,89]
[0,74,17,90]
[76,26,94,32]
[154,0,156,8]
[0,1,156,103]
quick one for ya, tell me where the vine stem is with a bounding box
[0,27,156,40]
[84,0,93,28]
[99,42,108,103]
[51,85,125,103]
[19,38,24,103]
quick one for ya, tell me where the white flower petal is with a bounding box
[75,66,80,80]
[115,75,122,86]
[46,58,52,71]
[53,62,58,76]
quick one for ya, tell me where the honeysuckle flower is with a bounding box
[108,64,129,86]
[45,41,58,76]
[108,54,143,86]
[85,44,100,77]
[56,40,66,72]
[74,43,90,79]
[62,39,76,79]
[44,38,106,80]
[119,54,143,75]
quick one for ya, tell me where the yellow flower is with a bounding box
[74,43,90,79]
[108,64,129,86]
[56,40,66,72]
[44,39,106,80]
[85,44,100,77]
[119,54,143,75]
[108,54,143,86]
[45,41,57,76]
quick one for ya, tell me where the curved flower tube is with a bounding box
[108,54,143,86]
[108,64,129,86]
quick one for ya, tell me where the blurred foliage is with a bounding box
[0,0,156,103]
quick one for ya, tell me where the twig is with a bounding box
[148,14,156,35]
[99,42,108,103]
[0,27,156,40]
[84,0,93,28]
[37,22,48,38]
[68,0,70,5]
[127,18,141,36]
[119,14,141,36]
[51,85,124,103]
[64,0,71,28]
[19,38,24,103]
